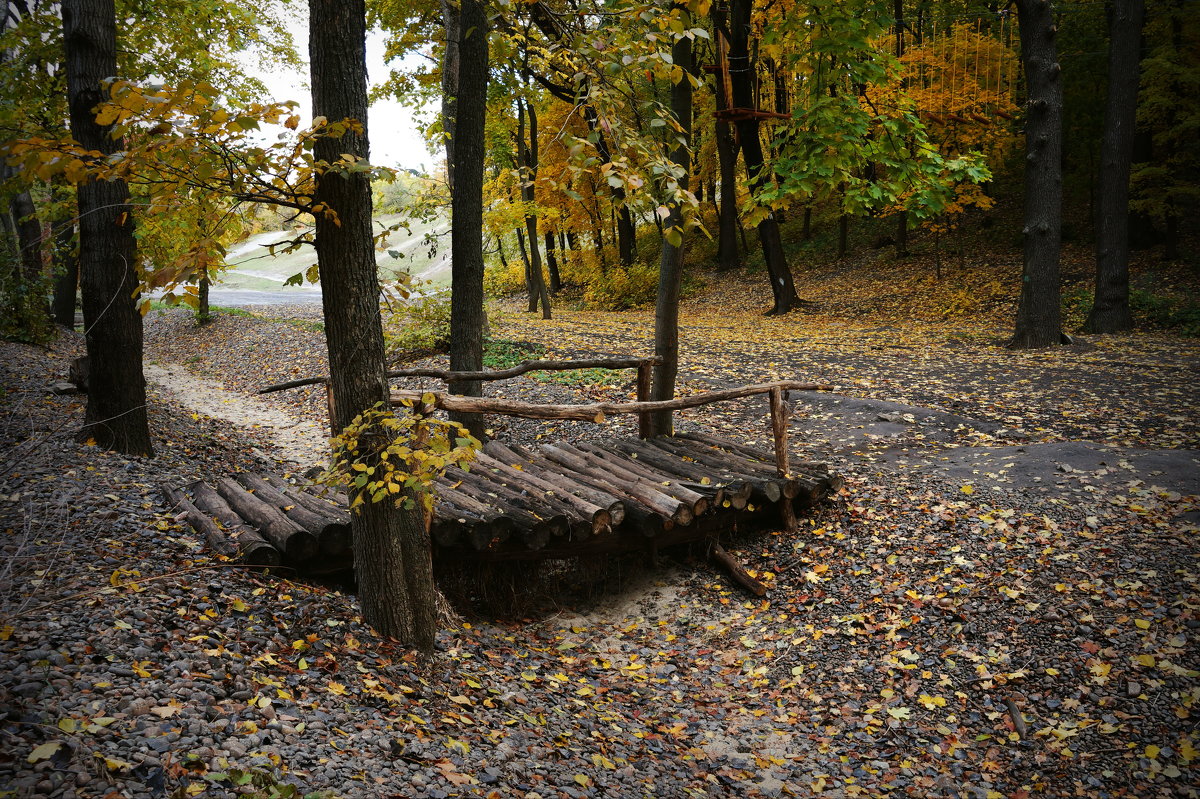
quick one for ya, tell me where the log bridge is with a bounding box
[167,358,842,594]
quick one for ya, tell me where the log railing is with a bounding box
[259,359,834,510]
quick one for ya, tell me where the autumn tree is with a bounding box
[310,0,436,650]
[63,0,152,455]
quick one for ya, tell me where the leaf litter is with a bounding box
[0,275,1196,798]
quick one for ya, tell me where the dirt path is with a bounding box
[143,363,328,465]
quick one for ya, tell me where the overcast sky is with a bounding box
[249,19,437,174]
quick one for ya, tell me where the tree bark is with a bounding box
[581,105,636,268]
[447,0,488,439]
[712,5,742,272]
[516,99,550,318]
[1009,0,1065,349]
[1085,0,1144,334]
[724,0,799,315]
[649,25,692,437]
[439,0,460,191]
[544,231,561,293]
[63,0,153,456]
[310,0,435,652]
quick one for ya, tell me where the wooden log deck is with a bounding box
[166,357,843,592]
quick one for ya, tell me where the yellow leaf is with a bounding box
[1135,619,1151,630]
[28,741,62,763]
[1145,744,1161,760]
[0,625,12,641]
[230,598,248,612]
[1134,654,1156,667]
[960,485,975,495]
[449,695,472,705]
[326,681,348,696]
[574,774,592,787]
[57,718,77,733]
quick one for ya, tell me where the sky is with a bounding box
[249,18,438,174]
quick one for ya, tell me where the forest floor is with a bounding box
[1,263,1198,799]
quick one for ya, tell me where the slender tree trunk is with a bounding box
[9,187,47,335]
[837,209,849,260]
[894,0,910,257]
[649,23,692,437]
[723,0,799,314]
[712,6,742,272]
[1085,0,1144,334]
[197,269,211,323]
[64,0,152,456]
[516,226,535,311]
[544,231,560,293]
[1009,0,1065,349]
[447,0,488,438]
[517,100,550,318]
[310,0,435,651]
[802,205,812,240]
[51,208,77,327]
[581,105,636,268]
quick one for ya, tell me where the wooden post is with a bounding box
[325,381,338,438]
[637,360,653,438]
[769,387,798,533]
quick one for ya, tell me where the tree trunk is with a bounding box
[1085,0,1144,334]
[447,0,488,439]
[893,0,910,258]
[63,0,153,456]
[1009,0,1065,349]
[712,5,742,272]
[9,186,48,337]
[197,269,211,323]
[581,105,636,268]
[309,0,435,652]
[439,0,460,191]
[837,211,849,259]
[516,99,550,319]
[51,208,77,327]
[544,231,560,293]
[723,0,799,315]
[649,23,692,437]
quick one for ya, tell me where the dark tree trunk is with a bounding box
[1085,0,1144,334]
[9,187,48,335]
[51,203,77,327]
[802,205,812,240]
[894,0,910,258]
[516,100,550,318]
[837,209,849,260]
[712,5,742,271]
[649,24,692,437]
[1009,0,1065,349]
[197,269,211,323]
[544,231,560,293]
[723,0,799,314]
[447,0,488,438]
[63,0,152,456]
[439,0,460,191]
[310,0,435,651]
[581,105,636,268]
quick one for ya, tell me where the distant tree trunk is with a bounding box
[1085,0,1144,334]
[649,22,692,437]
[712,6,741,272]
[51,210,77,327]
[516,99,550,318]
[837,211,849,259]
[197,269,211,323]
[447,0,488,438]
[581,105,636,268]
[63,0,153,456]
[515,226,534,310]
[1009,0,1065,349]
[310,0,435,651]
[802,205,812,240]
[722,0,799,314]
[9,186,47,334]
[544,232,560,293]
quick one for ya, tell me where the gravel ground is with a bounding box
[1,308,1196,798]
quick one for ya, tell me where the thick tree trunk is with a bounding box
[447,0,488,439]
[649,25,692,437]
[51,198,78,327]
[724,0,799,314]
[439,0,460,191]
[197,269,211,323]
[1009,0,1065,349]
[310,0,435,652]
[63,0,152,456]
[1085,0,1144,334]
